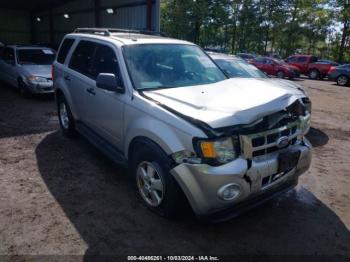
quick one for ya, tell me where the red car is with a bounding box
[285,55,333,80]
[249,57,300,79]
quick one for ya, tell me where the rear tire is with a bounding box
[336,75,349,86]
[130,139,188,218]
[276,71,285,78]
[57,94,76,137]
[308,69,319,80]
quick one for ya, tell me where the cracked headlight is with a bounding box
[196,137,238,165]
[172,150,201,164]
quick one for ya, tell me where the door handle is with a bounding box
[64,75,71,82]
[86,87,96,95]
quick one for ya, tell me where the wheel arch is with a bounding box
[125,117,195,163]
[308,67,320,74]
[337,74,349,85]
[128,136,172,164]
[55,87,78,119]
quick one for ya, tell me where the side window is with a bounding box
[286,57,296,63]
[310,56,318,63]
[265,59,273,65]
[57,38,75,64]
[69,40,97,77]
[297,57,307,63]
[90,44,121,81]
[1,48,15,64]
[255,57,265,63]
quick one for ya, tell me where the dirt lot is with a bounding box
[0,78,349,260]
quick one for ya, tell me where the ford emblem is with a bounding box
[277,136,289,148]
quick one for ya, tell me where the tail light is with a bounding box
[328,66,336,73]
[51,64,55,81]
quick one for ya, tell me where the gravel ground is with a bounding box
[0,79,349,260]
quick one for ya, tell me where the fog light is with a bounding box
[218,183,241,201]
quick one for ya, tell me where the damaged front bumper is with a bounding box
[170,138,312,219]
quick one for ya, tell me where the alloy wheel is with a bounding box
[310,70,318,79]
[277,71,284,78]
[337,76,348,86]
[136,161,165,207]
[59,102,70,129]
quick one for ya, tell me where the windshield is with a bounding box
[17,49,55,65]
[214,58,267,78]
[122,44,227,90]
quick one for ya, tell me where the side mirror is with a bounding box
[96,73,124,93]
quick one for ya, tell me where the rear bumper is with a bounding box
[327,73,338,81]
[171,139,312,218]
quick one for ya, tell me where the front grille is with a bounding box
[240,121,300,159]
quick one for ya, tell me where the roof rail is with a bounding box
[74,28,166,37]
[74,28,111,36]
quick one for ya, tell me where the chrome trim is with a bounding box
[240,114,310,159]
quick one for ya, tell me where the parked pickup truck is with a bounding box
[286,54,332,80]
[54,28,312,221]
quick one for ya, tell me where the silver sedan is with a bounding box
[0,45,55,96]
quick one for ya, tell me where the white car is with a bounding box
[0,45,56,96]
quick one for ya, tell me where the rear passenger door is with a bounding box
[67,40,97,121]
[85,42,125,149]
[296,56,308,72]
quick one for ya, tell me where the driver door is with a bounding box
[85,42,126,150]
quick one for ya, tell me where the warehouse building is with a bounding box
[0,0,160,48]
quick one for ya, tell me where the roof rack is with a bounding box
[74,28,165,37]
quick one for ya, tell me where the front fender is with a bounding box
[124,115,195,159]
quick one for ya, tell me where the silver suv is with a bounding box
[53,28,312,220]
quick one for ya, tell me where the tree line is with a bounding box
[161,0,350,62]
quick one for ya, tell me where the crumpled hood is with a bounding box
[21,65,52,78]
[144,78,306,128]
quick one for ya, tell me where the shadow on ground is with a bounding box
[35,131,350,257]
[0,82,57,138]
[306,127,329,147]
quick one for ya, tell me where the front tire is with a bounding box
[57,94,76,137]
[130,139,188,218]
[336,75,349,86]
[18,79,31,98]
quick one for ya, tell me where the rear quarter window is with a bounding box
[57,38,75,64]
